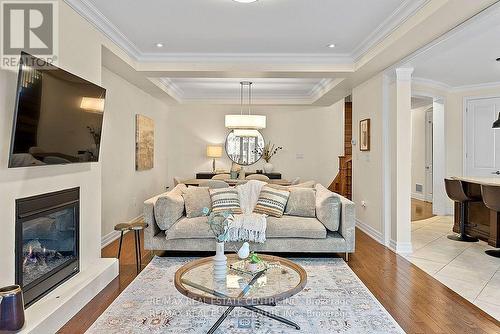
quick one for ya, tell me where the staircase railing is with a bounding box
[329,155,352,199]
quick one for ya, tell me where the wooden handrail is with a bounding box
[329,155,352,199]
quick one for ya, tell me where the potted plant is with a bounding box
[254,142,283,173]
[247,252,262,272]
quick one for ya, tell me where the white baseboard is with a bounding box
[101,215,143,248]
[355,219,383,244]
[411,192,426,201]
[389,239,413,254]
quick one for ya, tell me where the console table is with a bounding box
[196,172,282,179]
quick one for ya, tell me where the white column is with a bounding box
[395,67,414,253]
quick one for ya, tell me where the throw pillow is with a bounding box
[284,188,316,217]
[315,184,341,231]
[254,186,290,218]
[209,188,243,214]
[182,187,212,218]
[154,184,187,230]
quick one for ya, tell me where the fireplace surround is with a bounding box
[15,188,80,307]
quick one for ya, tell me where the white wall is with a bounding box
[352,74,384,237]
[411,106,429,199]
[0,1,105,286]
[100,68,169,237]
[166,101,345,187]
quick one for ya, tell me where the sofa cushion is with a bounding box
[268,180,316,191]
[209,188,243,214]
[182,187,212,218]
[266,216,326,239]
[154,184,187,230]
[254,186,290,217]
[284,188,316,217]
[315,184,341,232]
[166,215,327,240]
[166,216,212,240]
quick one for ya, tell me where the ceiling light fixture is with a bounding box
[156,43,164,48]
[327,44,336,48]
[225,81,266,130]
[496,57,500,62]
[233,0,258,3]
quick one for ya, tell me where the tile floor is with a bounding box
[404,216,500,320]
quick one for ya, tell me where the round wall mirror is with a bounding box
[225,130,265,166]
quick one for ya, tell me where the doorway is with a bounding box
[465,97,500,176]
[411,96,434,221]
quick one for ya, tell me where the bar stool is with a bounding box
[444,178,479,242]
[480,185,500,258]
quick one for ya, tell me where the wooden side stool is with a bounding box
[114,221,149,274]
[114,223,131,259]
[130,221,149,273]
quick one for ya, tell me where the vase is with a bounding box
[0,285,25,332]
[213,241,227,281]
[263,162,274,173]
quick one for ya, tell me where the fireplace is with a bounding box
[15,188,80,307]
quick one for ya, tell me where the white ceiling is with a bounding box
[77,0,423,61]
[410,7,500,88]
[154,77,337,104]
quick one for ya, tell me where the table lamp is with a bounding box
[206,145,222,172]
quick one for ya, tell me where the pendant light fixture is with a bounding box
[493,112,500,129]
[225,81,266,130]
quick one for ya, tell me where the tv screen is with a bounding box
[9,53,106,168]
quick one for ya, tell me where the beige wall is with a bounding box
[167,101,345,187]
[352,74,384,235]
[411,106,429,198]
[100,68,169,237]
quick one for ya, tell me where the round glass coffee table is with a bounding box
[174,254,307,333]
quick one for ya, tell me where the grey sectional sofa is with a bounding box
[143,184,355,258]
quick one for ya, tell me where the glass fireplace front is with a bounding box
[15,188,79,307]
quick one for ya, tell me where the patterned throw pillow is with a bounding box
[254,186,290,217]
[209,188,243,214]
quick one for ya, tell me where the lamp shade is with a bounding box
[233,129,260,137]
[225,115,266,130]
[80,97,105,113]
[206,145,223,158]
[493,112,500,128]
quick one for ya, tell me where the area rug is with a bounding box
[87,257,405,333]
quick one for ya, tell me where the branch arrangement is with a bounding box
[254,142,283,163]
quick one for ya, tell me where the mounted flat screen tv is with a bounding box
[9,52,106,168]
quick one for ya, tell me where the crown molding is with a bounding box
[351,0,431,61]
[64,0,426,66]
[413,77,500,93]
[64,0,141,59]
[151,77,339,105]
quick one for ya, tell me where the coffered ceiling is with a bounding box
[72,0,425,62]
[65,0,498,105]
[151,77,341,104]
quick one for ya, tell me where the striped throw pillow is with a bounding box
[209,188,243,214]
[254,186,290,217]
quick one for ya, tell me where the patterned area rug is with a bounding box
[87,257,404,333]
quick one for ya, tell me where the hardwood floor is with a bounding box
[412,198,435,222]
[59,229,499,333]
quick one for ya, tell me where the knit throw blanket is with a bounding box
[226,180,267,243]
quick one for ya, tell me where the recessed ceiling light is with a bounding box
[327,44,336,48]
[496,57,500,61]
[233,0,258,3]
[156,43,164,48]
